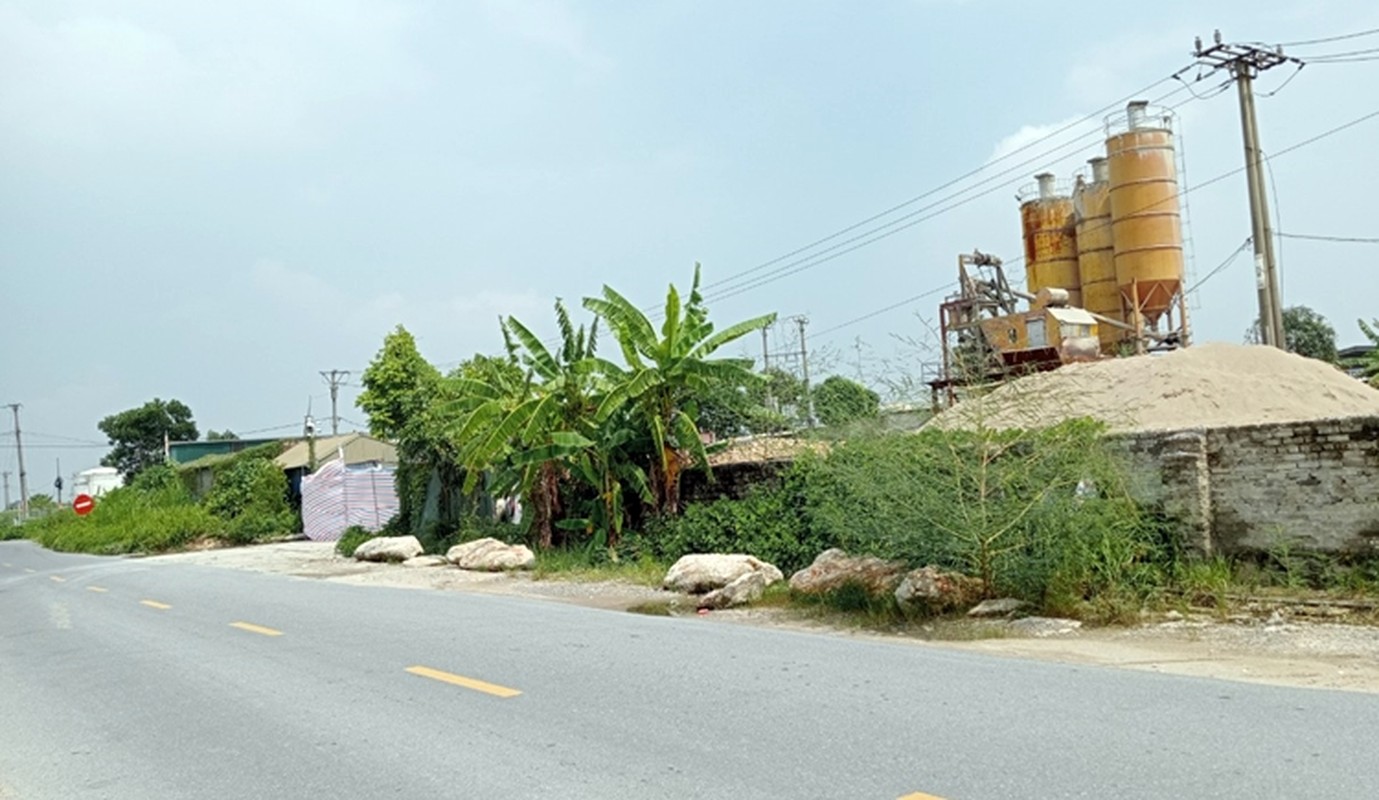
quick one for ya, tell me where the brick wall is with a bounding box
[1116,416,1379,554]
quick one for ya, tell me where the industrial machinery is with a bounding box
[929,251,1101,408]
[927,100,1192,409]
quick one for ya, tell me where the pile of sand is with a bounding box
[929,342,1379,434]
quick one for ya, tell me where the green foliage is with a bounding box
[26,494,56,511]
[1357,319,1379,387]
[1246,305,1338,362]
[794,421,1168,606]
[812,375,880,428]
[335,525,374,557]
[629,481,833,574]
[584,264,776,515]
[23,466,224,554]
[695,368,795,438]
[98,397,198,482]
[358,326,443,441]
[205,429,238,441]
[203,454,293,545]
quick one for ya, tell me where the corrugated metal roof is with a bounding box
[274,433,398,471]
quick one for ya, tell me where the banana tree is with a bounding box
[583,265,776,515]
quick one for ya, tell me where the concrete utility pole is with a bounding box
[6,404,28,520]
[760,325,775,411]
[1189,31,1299,349]
[794,316,816,427]
[2,471,11,517]
[320,370,351,436]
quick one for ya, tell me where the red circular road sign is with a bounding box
[73,494,95,516]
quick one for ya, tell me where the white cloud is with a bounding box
[987,115,1087,164]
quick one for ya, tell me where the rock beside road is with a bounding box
[698,570,773,610]
[788,549,906,596]
[1008,617,1083,637]
[663,554,783,594]
[968,598,1027,618]
[894,566,984,612]
[402,555,450,568]
[447,538,536,571]
[353,535,424,563]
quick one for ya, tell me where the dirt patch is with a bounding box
[145,541,1379,694]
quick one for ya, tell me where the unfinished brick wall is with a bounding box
[1117,416,1379,554]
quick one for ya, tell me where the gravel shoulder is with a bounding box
[143,541,1379,695]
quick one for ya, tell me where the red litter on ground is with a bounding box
[72,494,95,516]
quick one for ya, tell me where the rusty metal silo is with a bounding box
[1106,101,1183,329]
[1019,173,1081,308]
[1073,157,1122,352]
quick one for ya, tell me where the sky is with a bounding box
[4,0,1378,492]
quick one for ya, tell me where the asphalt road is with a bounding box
[3,541,1379,799]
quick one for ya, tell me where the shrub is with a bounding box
[628,474,834,575]
[204,455,293,544]
[335,525,374,557]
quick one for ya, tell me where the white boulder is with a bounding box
[663,554,784,594]
[353,535,424,563]
[447,538,536,571]
[697,569,773,610]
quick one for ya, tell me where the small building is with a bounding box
[71,467,122,497]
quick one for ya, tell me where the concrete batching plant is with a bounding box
[928,101,1191,408]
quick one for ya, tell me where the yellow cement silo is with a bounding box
[1106,101,1183,328]
[1073,157,1122,353]
[1019,173,1081,308]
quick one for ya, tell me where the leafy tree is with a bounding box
[449,301,612,547]
[205,429,238,441]
[1245,305,1338,362]
[1357,319,1379,388]
[584,265,776,515]
[357,326,441,440]
[26,494,56,511]
[98,398,198,482]
[812,375,880,428]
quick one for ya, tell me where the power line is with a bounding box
[1279,232,1379,244]
[703,87,1197,306]
[812,283,958,339]
[1184,237,1254,295]
[696,77,1176,296]
[1278,27,1379,47]
[810,105,1379,345]
[1304,46,1379,60]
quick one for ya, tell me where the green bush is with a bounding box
[336,525,374,557]
[627,475,834,575]
[203,455,293,544]
[23,470,225,555]
[798,420,1171,608]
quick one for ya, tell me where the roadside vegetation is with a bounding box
[13,271,1378,631]
[19,446,295,555]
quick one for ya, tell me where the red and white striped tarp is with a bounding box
[301,459,400,542]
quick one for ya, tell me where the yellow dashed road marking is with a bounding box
[898,793,948,800]
[87,586,108,593]
[49,576,66,583]
[24,568,35,573]
[405,665,522,698]
[140,600,171,610]
[230,621,283,637]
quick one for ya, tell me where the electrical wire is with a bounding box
[1302,46,1379,60]
[1279,27,1379,47]
[812,106,1379,345]
[703,87,1197,307]
[1279,232,1379,244]
[812,284,959,339]
[1257,63,1305,98]
[234,422,305,436]
[1183,238,1254,295]
[695,76,1177,295]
